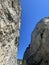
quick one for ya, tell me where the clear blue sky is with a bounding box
[18,0,49,59]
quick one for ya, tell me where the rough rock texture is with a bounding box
[0,0,21,65]
[23,17,49,65]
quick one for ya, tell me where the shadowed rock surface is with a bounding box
[23,17,49,65]
[0,0,21,65]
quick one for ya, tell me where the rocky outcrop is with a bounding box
[0,0,21,65]
[23,17,49,65]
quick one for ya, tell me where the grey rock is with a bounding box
[23,17,49,65]
[0,0,21,65]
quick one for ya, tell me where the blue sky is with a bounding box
[18,0,49,59]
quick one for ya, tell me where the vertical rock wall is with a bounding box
[0,0,21,65]
[23,17,49,65]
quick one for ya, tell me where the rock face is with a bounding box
[23,17,49,65]
[0,0,21,65]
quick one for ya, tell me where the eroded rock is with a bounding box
[0,0,21,65]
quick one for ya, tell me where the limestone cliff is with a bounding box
[0,0,21,65]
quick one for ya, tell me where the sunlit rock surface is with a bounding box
[0,0,21,65]
[23,17,49,65]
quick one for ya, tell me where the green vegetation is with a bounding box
[23,60,27,65]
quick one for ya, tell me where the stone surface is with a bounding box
[0,0,21,65]
[23,17,49,65]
